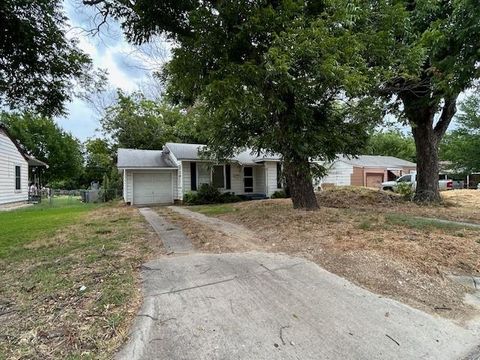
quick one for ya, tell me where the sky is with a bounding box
[55,0,169,141]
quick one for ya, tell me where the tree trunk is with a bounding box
[283,158,319,210]
[411,123,441,202]
[401,93,458,203]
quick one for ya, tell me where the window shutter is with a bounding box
[190,162,197,191]
[225,164,231,190]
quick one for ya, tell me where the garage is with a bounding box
[365,173,384,188]
[133,172,173,205]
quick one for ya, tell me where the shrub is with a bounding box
[184,184,242,205]
[396,182,414,200]
[271,190,287,199]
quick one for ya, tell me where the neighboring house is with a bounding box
[0,124,48,206]
[117,143,283,205]
[317,155,417,189]
[439,161,480,189]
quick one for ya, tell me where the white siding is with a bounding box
[229,164,244,194]
[0,129,28,205]
[264,161,280,197]
[320,161,354,186]
[125,171,133,203]
[182,161,191,197]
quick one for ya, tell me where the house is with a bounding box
[317,155,417,189]
[117,143,283,205]
[0,124,48,206]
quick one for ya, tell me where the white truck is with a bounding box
[381,173,453,192]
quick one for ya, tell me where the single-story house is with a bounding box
[317,155,417,189]
[0,124,48,206]
[117,143,283,205]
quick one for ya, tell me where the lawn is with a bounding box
[0,198,161,360]
[167,188,480,320]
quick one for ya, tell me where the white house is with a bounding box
[317,155,417,189]
[0,125,30,206]
[117,143,283,205]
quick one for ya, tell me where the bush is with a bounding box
[396,182,414,200]
[271,190,287,199]
[184,184,242,205]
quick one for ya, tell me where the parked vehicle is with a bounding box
[381,173,453,192]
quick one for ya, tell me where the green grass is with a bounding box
[0,196,98,259]
[385,213,480,232]
[188,203,238,216]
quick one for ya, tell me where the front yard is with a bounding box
[163,188,480,321]
[0,198,162,359]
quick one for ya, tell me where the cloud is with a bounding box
[55,0,171,141]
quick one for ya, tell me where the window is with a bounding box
[276,163,282,189]
[15,166,21,190]
[225,165,231,190]
[212,165,225,188]
[397,175,411,183]
[244,167,253,193]
[190,162,197,191]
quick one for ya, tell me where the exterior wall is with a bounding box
[179,161,278,197]
[264,161,280,197]
[350,167,364,186]
[0,129,28,205]
[321,161,354,186]
[125,170,133,203]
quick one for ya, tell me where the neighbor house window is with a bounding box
[276,163,282,189]
[15,166,21,190]
[212,165,225,188]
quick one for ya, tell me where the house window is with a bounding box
[212,165,225,188]
[190,162,197,191]
[276,163,282,189]
[244,167,253,193]
[15,166,21,190]
[225,164,231,190]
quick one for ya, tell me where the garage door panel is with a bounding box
[133,172,173,205]
[366,173,384,188]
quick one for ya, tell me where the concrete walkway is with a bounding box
[139,207,194,254]
[117,250,480,360]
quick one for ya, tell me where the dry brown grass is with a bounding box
[165,187,480,321]
[0,204,163,360]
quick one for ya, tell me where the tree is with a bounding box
[0,0,103,116]
[378,0,480,202]
[0,113,84,186]
[84,138,114,184]
[85,0,384,209]
[440,95,480,174]
[101,91,205,150]
[365,130,416,163]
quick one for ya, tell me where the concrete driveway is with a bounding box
[117,251,479,360]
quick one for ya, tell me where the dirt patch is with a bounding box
[164,189,480,322]
[0,205,164,360]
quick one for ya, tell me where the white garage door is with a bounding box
[133,172,173,205]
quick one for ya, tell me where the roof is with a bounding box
[0,124,48,167]
[165,143,281,165]
[117,148,177,168]
[338,155,416,168]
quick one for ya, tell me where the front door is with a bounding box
[243,167,253,193]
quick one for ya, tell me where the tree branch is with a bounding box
[434,94,459,140]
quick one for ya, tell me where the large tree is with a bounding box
[379,0,480,202]
[440,95,480,175]
[0,0,99,116]
[85,0,384,209]
[0,113,84,185]
[101,91,205,150]
[365,130,416,163]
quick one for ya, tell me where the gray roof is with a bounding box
[165,143,281,165]
[117,148,177,168]
[338,155,416,168]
